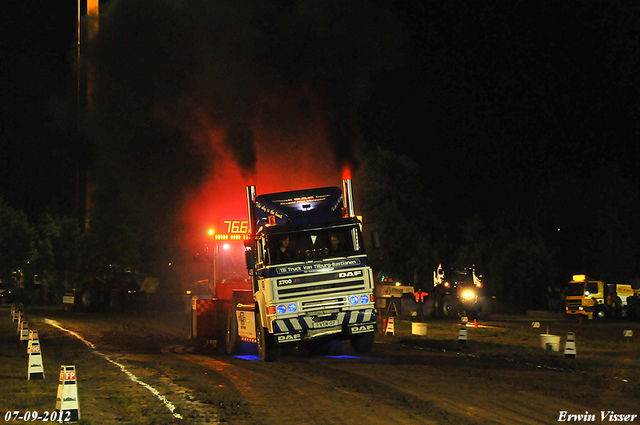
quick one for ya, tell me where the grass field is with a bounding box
[378,315,640,379]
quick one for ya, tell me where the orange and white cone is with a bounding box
[27,340,45,380]
[56,365,80,422]
[458,323,468,344]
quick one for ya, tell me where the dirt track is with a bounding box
[6,308,640,424]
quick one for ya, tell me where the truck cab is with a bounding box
[246,183,377,361]
[565,274,640,319]
[190,180,377,362]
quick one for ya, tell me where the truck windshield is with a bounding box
[266,225,363,265]
[566,283,585,296]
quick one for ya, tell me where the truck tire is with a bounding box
[441,295,457,319]
[350,332,374,353]
[594,305,607,320]
[256,309,279,361]
[433,297,441,318]
[80,288,97,311]
[222,302,242,355]
[216,302,230,354]
[109,290,122,312]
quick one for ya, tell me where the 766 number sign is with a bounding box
[224,220,249,234]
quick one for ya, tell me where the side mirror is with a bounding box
[245,248,257,275]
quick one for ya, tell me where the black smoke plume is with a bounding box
[81,0,402,275]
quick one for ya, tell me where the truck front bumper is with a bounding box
[271,309,377,344]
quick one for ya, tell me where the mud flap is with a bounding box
[236,306,257,341]
[347,321,377,335]
[275,331,303,344]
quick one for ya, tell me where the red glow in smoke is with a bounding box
[180,88,343,253]
[342,165,352,180]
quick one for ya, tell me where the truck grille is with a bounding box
[300,297,346,311]
[565,299,582,308]
[272,268,371,311]
[277,279,365,299]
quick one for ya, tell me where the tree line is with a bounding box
[0,193,173,305]
[0,197,83,304]
[355,147,640,313]
[3,147,639,312]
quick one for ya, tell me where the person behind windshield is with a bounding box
[329,233,344,254]
[275,236,294,262]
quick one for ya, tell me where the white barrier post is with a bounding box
[458,323,467,344]
[55,365,80,423]
[27,340,45,380]
[27,329,39,353]
[17,312,24,332]
[564,332,577,358]
[19,321,30,342]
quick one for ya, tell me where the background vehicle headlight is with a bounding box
[462,291,475,300]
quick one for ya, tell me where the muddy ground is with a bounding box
[3,307,640,424]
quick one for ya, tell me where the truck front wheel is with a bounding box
[256,310,279,362]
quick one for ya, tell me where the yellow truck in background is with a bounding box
[565,274,640,320]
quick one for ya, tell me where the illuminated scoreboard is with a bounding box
[211,220,251,241]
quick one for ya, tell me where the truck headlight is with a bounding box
[277,303,298,314]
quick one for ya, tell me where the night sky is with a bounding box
[2,0,639,237]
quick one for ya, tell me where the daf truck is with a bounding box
[191,179,377,361]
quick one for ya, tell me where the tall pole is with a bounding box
[76,0,99,230]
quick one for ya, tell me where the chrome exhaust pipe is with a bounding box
[246,185,257,235]
[342,179,355,217]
